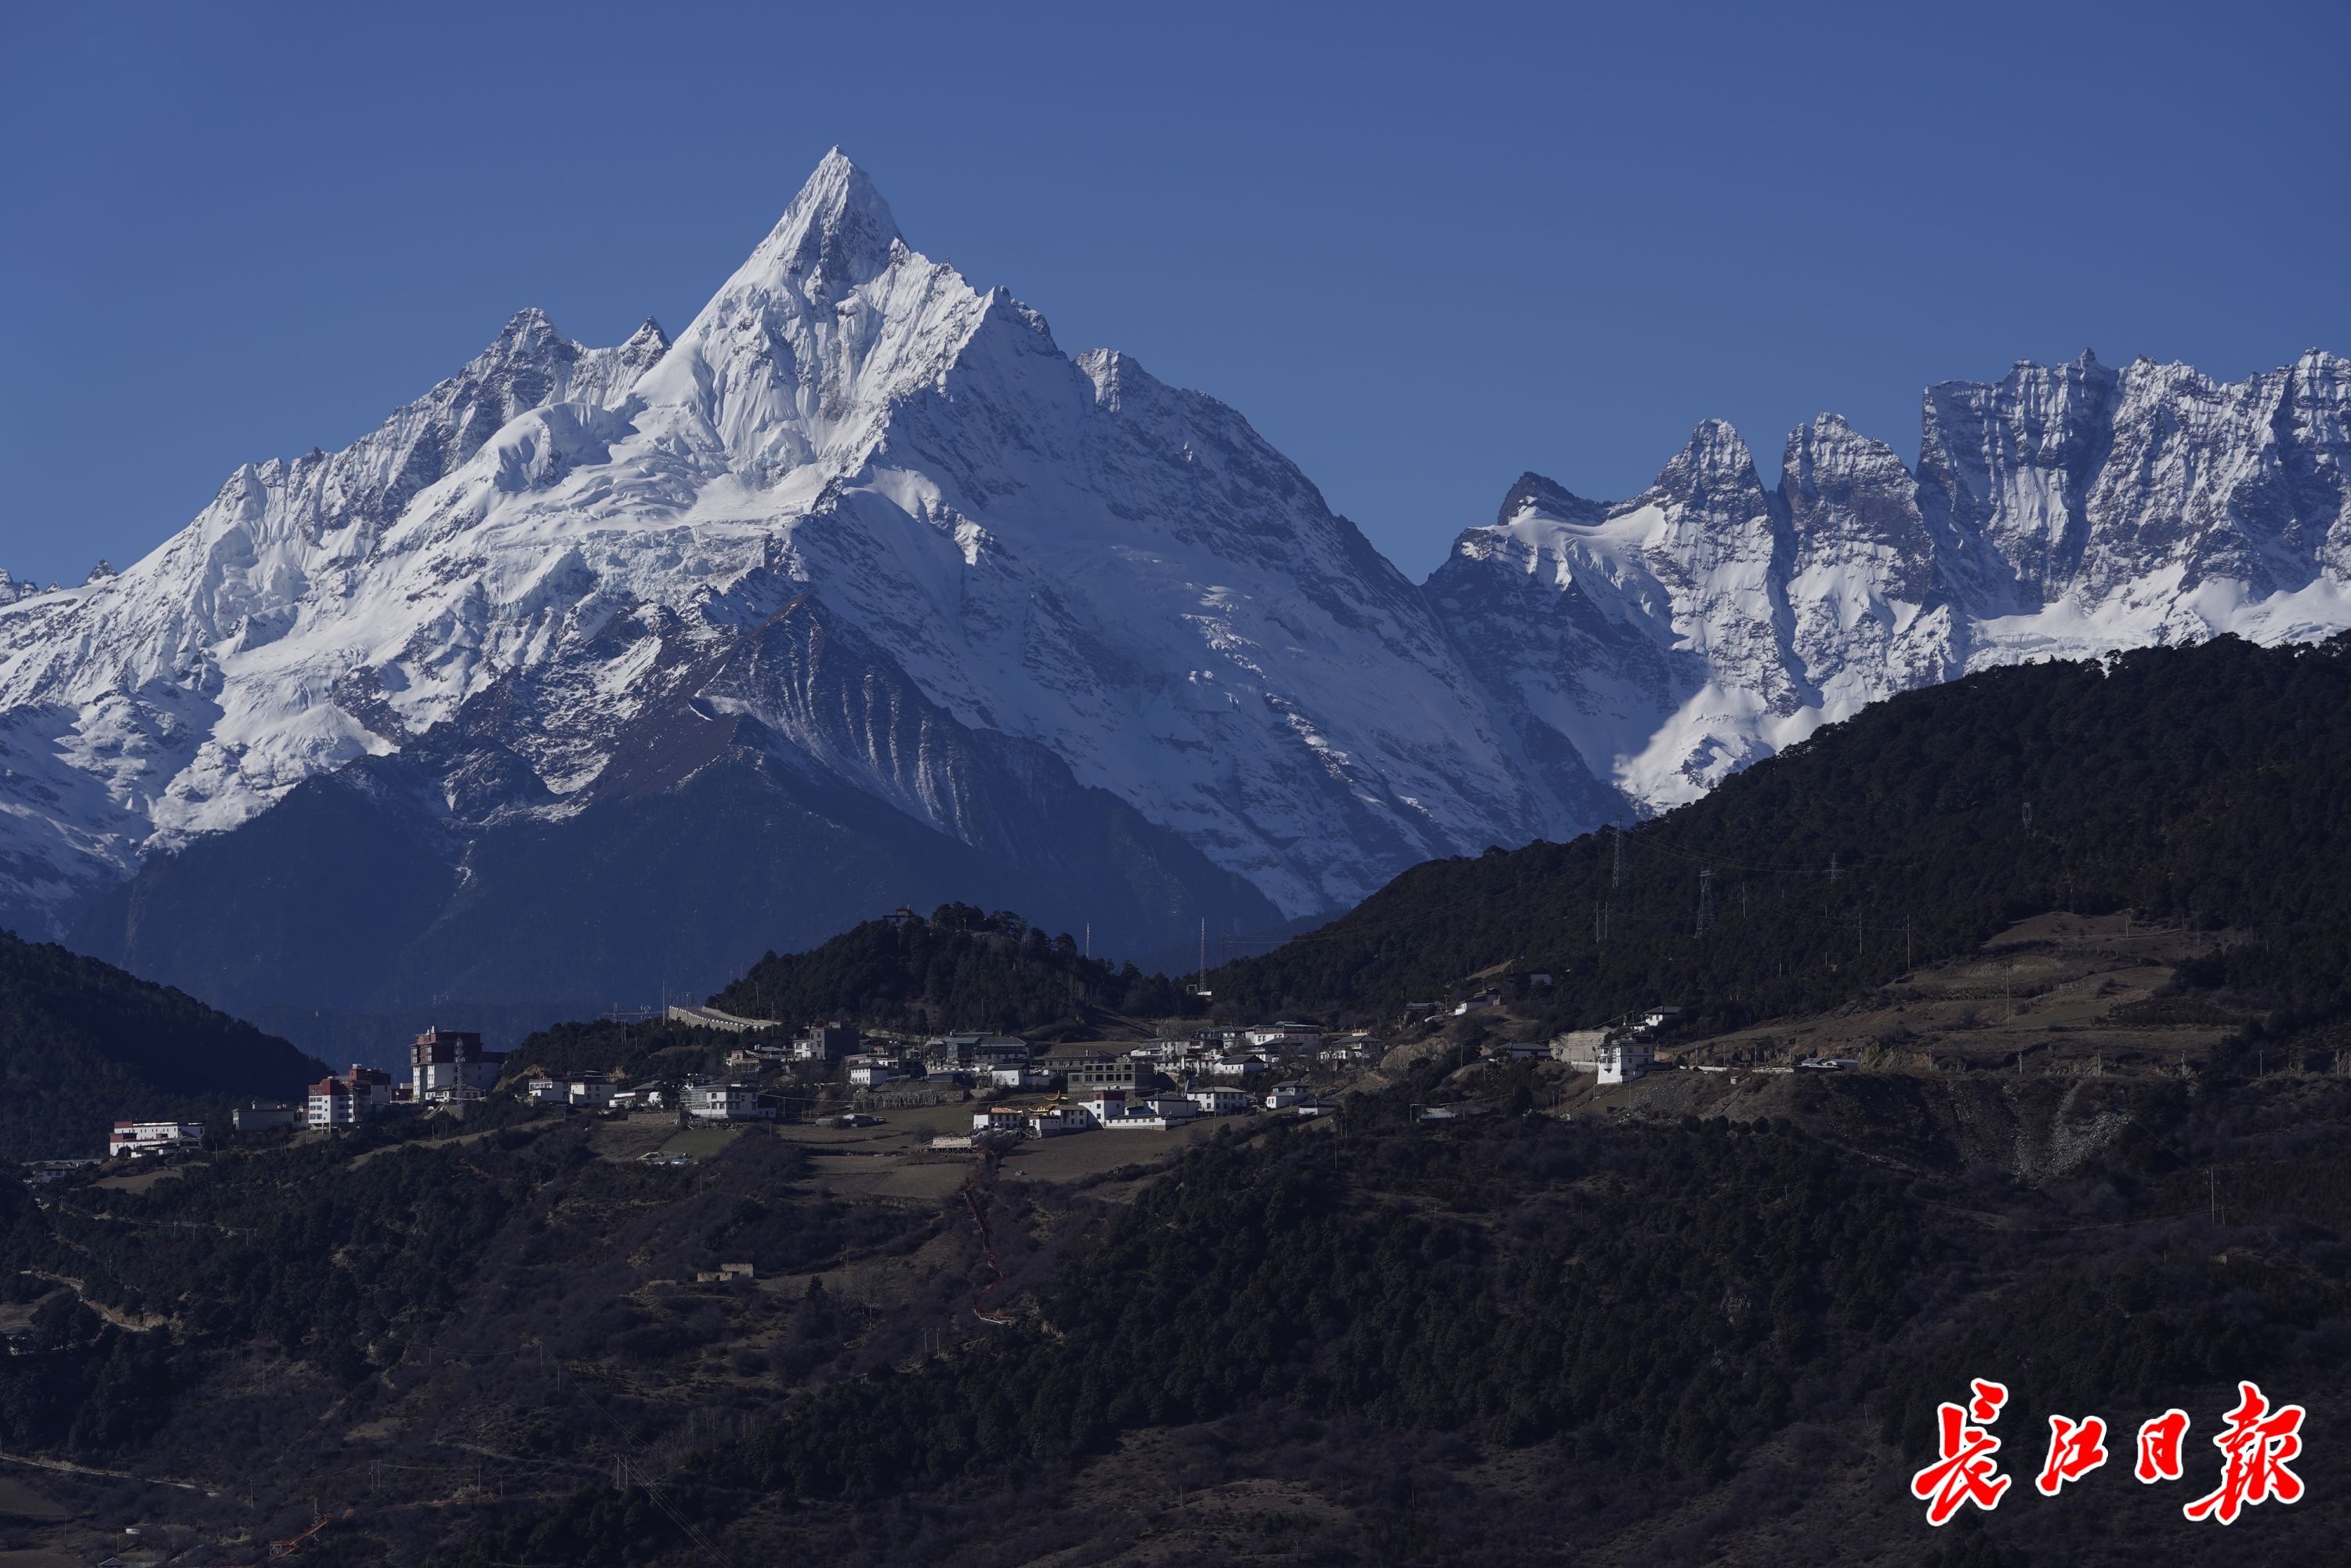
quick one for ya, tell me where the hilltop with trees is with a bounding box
[710,903,1198,1035]
[0,929,325,1160]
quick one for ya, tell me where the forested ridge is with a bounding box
[710,902,1198,1034]
[497,904,1202,1084]
[0,929,326,1160]
[1213,634,2351,1037]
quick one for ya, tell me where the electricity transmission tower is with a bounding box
[1612,824,1626,889]
[1696,868,1715,937]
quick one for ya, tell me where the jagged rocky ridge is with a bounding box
[6,150,2349,1047]
[1428,351,2351,811]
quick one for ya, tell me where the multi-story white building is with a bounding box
[1596,1041,1653,1085]
[410,1027,504,1103]
[107,1120,205,1158]
[845,1054,906,1088]
[308,1066,396,1128]
[791,1021,858,1063]
[683,1082,775,1121]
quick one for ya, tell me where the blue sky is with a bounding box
[4,0,2346,588]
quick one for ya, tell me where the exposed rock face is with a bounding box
[1431,349,2351,815]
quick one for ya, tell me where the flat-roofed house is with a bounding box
[108,1120,204,1158]
[684,1081,775,1121]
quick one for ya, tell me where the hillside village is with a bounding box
[73,900,2252,1190]
[0,797,2335,1568]
[3,899,2329,1567]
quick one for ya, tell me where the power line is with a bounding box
[560,1369,734,1566]
[1614,824,1928,879]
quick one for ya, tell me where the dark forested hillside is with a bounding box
[0,931,326,1160]
[1212,635,2351,1038]
[449,1070,2351,1563]
[4,999,2349,1562]
[710,904,1197,1034]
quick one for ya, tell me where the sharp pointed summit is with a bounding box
[745,147,905,289]
[3,154,2349,1062]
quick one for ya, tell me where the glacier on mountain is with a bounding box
[6,150,2351,1023]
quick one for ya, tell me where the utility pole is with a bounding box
[1905,917,1913,974]
[1198,917,1206,993]
[1828,851,1840,885]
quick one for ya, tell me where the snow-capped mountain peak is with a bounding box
[744,146,907,288]
[9,152,2351,1047]
[632,151,998,488]
[0,152,1552,971]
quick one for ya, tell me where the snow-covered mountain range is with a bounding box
[1428,348,2351,814]
[8,151,2348,1047]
